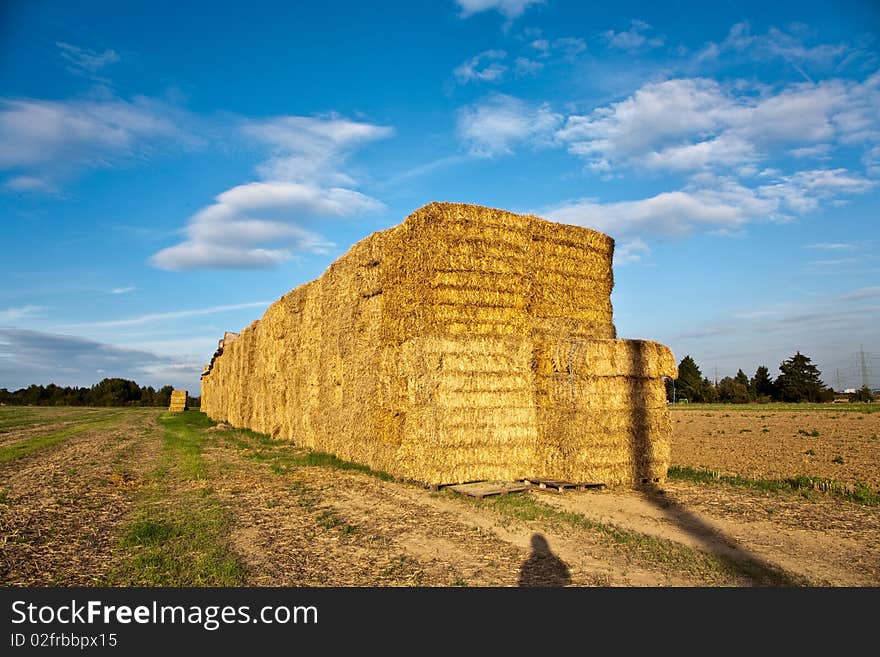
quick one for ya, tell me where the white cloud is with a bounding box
[715,22,847,69]
[0,95,186,191]
[545,168,873,241]
[555,75,880,174]
[0,305,46,324]
[56,42,120,77]
[152,115,391,270]
[806,242,856,250]
[110,287,136,294]
[790,144,832,158]
[602,19,664,52]
[453,50,508,84]
[513,57,543,77]
[552,37,587,58]
[615,238,651,265]
[150,181,380,270]
[456,93,562,157]
[455,0,545,20]
[242,115,393,185]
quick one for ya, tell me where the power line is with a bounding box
[859,345,871,389]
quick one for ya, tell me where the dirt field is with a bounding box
[1,406,878,587]
[670,405,880,489]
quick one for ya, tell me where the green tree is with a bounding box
[852,385,875,402]
[750,365,775,401]
[674,355,703,402]
[718,376,750,403]
[699,377,718,403]
[775,352,829,403]
[734,369,752,400]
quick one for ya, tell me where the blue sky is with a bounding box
[1,0,878,393]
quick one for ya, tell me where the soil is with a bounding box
[670,409,880,488]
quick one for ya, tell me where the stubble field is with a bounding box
[0,404,877,587]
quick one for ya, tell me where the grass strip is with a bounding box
[669,465,880,506]
[219,423,393,481]
[107,412,245,586]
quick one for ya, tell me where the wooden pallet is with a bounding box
[446,481,530,499]
[521,478,606,493]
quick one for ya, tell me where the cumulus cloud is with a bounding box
[602,20,664,52]
[455,0,544,20]
[151,115,392,270]
[0,95,187,191]
[453,50,508,84]
[456,93,562,157]
[555,74,880,174]
[0,328,197,390]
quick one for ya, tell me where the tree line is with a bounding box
[0,378,200,407]
[667,351,875,404]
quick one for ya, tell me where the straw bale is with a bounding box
[201,202,675,486]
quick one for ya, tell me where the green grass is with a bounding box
[0,414,122,464]
[108,411,246,586]
[219,423,393,481]
[669,465,880,506]
[468,492,805,585]
[670,402,877,413]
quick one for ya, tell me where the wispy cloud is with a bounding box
[696,22,855,80]
[456,93,562,157]
[455,0,545,21]
[151,114,392,270]
[839,287,880,301]
[56,42,120,79]
[0,95,192,192]
[454,49,508,84]
[602,19,664,52]
[0,305,46,324]
[805,242,857,250]
[545,169,874,241]
[61,301,272,329]
[110,286,136,294]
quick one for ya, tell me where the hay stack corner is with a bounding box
[168,389,188,413]
[201,202,676,486]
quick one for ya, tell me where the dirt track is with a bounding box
[1,407,878,586]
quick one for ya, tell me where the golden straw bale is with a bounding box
[201,202,675,486]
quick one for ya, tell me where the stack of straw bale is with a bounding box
[168,389,188,413]
[202,203,676,486]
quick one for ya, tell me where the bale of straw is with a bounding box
[168,389,188,412]
[201,202,675,485]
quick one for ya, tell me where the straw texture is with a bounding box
[201,202,676,485]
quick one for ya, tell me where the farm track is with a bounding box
[1,406,878,586]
